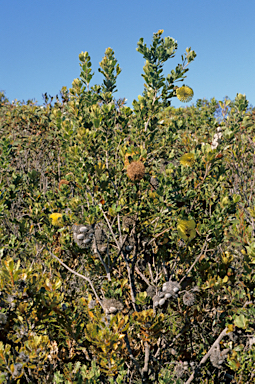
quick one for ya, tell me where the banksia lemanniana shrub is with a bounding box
[127,161,145,181]
[176,85,194,102]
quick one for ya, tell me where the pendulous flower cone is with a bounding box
[176,85,194,102]
[126,161,145,181]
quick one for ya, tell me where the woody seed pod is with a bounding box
[79,226,88,232]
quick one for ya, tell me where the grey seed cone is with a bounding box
[102,298,124,314]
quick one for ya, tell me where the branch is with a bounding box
[100,206,121,251]
[135,266,151,286]
[144,90,158,134]
[117,213,123,246]
[179,234,211,285]
[147,226,173,247]
[185,327,228,384]
[122,248,139,312]
[44,245,104,310]
[141,342,150,377]
[100,206,138,311]
[92,238,111,281]
[124,332,143,377]
[185,301,254,384]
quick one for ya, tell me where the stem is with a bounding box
[44,245,104,310]
[185,328,228,384]
[93,238,111,281]
[179,234,211,285]
[141,341,150,377]
[189,163,212,212]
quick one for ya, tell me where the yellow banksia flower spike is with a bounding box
[49,213,63,227]
[176,85,194,103]
[180,153,195,167]
[221,251,234,264]
[177,219,196,242]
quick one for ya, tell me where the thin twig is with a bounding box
[100,206,121,251]
[124,332,142,377]
[141,342,150,377]
[189,163,212,212]
[179,234,211,285]
[135,266,151,286]
[185,327,228,384]
[44,245,104,310]
[117,213,123,246]
[185,300,254,384]
[93,238,111,281]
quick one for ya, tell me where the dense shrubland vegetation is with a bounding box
[0,30,255,383]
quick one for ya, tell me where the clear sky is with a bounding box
[1,0,254,113]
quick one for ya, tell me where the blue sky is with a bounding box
[1,0,254,114]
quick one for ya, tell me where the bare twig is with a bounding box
[100,206,121,251]
[185,301,254,384]
[185,327,228,384]
[147,226,173,247]
[141,342,150,377]
[30,244,45,268]
[92,238,111,281]
[144,91,158,134]
[117,213,123,246]
[148,262,154,283]
[100,206,138,311]
[179,234,211,285]
[44,245,104,310]
[124,332,142,377]
[135,266,151,286]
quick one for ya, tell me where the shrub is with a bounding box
[0,30,254,383]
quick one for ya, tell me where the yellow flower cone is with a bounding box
[176,85,194,103]
[221,251,233,264]
[49,213,63,227]
[177,219,196,242]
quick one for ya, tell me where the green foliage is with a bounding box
[0,30,254,383]
[53,360,101,383]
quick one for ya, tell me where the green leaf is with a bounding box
[93,118,100,128]
[135,291,148,305]
[234,314,248,329]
